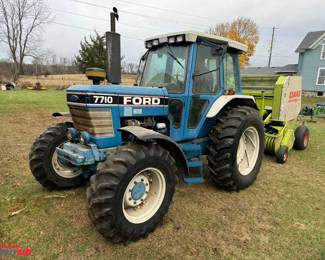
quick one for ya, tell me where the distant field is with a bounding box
[18,74,136,88]
[0,92,324,259]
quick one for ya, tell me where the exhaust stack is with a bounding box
[106,7,121,84]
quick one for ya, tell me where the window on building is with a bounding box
[321,44,325,60]
[316,68,325,85]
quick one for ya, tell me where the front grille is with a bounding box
[69,107,114,137]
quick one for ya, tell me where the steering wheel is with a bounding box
[147,73,178,88]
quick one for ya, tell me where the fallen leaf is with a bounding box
[9,207,27,217]
[292,222,306,230]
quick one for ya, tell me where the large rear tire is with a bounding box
[208,106,264,191]
[29,123,85,190]
[87,143,176,243]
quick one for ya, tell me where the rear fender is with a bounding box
[206,95,257,118]
[119,126,188,177]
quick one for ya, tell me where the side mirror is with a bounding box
[212,45,227,56]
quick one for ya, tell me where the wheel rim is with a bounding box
[122,167,166,224]
[51,144,82,179]
[283,151,288,162]
[303,132,309,147]
[236,126,260,176]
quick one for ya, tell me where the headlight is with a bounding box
[152,39,159,46]
[168,36,176,44]
[80,131,91,145]
[145,41,153,49]
[67,128,78,142]
[176,34,185,42]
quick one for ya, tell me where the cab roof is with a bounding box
[145,31,248,53]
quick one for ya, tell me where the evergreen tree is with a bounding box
[75,31,106,72]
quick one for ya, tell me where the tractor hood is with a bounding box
[66,84,169,117]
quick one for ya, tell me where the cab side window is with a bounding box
[224,53,240,92]
[192,44,220,94]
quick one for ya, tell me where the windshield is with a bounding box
[140,44,189,93]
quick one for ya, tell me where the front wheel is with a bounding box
[276,146,289,164]
[87,143,176,243]
[208,106,264,191]
[29,123,85,189]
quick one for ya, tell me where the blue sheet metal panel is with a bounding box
[67,84,168,96]
[118,105,168,117]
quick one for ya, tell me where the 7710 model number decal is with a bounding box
[93,95,114,104]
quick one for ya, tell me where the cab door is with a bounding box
[183,42,223,140]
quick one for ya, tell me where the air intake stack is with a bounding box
[106,7,121,84]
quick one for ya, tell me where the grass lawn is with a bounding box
[0,90,324,259]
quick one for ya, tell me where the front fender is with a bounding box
[52,112,71,117]
[119,126,188,176]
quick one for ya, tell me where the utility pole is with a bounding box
[268,26,276,67]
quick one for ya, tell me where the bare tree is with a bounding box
[127,63,138,74]
[0,0,51,81]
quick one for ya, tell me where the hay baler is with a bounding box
[243,76,309,163]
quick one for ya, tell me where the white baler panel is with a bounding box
[279,76,302,121]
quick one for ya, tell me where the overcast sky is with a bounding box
[1,0,324,67]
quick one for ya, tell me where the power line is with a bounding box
[52,8,164,32]
[113,0,214,22]
[67,0,203,30]
[51,21,143,41]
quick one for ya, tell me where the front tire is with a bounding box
[276,146,289,164]
[87,143,176,243]
[208,106,264,191]
[29,123,85,189]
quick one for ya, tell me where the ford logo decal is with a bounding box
[70,95,79,102]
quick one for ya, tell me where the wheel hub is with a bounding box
[124,174,150,207]
[131,182,146,200]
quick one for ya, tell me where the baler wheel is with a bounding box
[87,143,176,243]
[293,125,309,150]
[276,146,289,164]
[207,106,264,191]
[29,123,85,189]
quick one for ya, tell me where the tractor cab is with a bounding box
[136,31,248,141]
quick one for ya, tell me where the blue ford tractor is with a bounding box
[29,16,264,243]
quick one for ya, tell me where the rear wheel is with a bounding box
[208,106,264,191]
[293,125,309,150]
[29,123,85,189]
[87,143,176,243]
